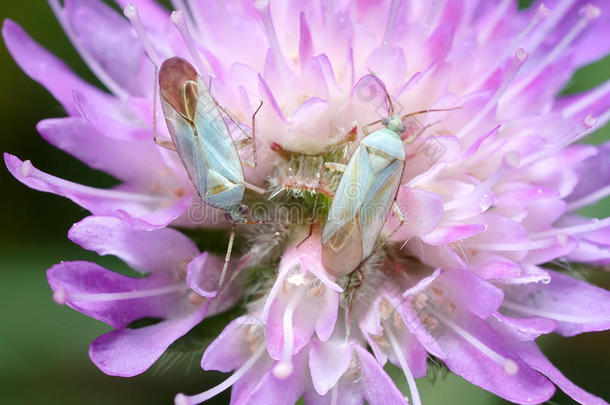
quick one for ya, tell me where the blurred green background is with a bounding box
[0,1,608,405]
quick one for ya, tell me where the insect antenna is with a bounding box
[401,106,462,121]
[367,69,394,115]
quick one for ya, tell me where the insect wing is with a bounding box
[359,158,403,257]
[321,144,374,276]
[358,128,405,256]
[159,57,245,210]
[192,76,245,209]
[321,129,405,276]
[160,88,210,196]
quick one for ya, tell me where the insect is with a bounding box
[321,75,458,278]
[156,57,264,291]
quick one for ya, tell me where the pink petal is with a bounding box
[356,345,409,405]
[89,306,207,377]
[503,269,610,336]
[422,223,486,245]
[4,153,190,229]
[309,339,353,395]
[64,0,146,95]
[2,19,114,115]
[37,117,162,183]
[47,260,180,329]
[437,310,555,404]
[201,315,262,373]
[68,216,198,274]
[390,186,443,240]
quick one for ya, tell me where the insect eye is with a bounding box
[381,117,390,126]
[397,123,406,133]
[239,205,249,215]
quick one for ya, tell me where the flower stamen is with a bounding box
[53,283,186,305]
[428,307,518,375]
[456,49,528,138]
[562,80,610,118]
[255,0,285,66]
[384,322,422,405]
[530,217,610,239]
[123,4,160,66]
[504,4,600,102]
[443,151,520,214]
[465,4,549,93]
[171,10,210,76]
[382,0,402,45]
[273,285,306,378]
[175,343,267,405]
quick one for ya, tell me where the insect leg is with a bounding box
[215,99,263,169]
[245,181,267,195]
[323,162,347,173]
[244,100,263,169]
[217,223,236,298]
[152,63,177,151]
[387,202,406,239]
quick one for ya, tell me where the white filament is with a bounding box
[456,49,528,139]
[65,283,185,303]
[178,343,267,404]
[504,5,600,102]
[429,307,518,375]
[171,10,210,76]
[273,286,306,378]
[530,217,610,239]
[124,4,160,65]
[385,324,422,405]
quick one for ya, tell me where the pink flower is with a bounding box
[48,215,239,377]
[4,1,610,404]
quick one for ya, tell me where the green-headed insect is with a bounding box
[156,57,264,291]
[321,75,458,277]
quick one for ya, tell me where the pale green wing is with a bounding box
[359,158,403,257]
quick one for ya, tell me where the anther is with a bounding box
[20,160,33,178]
[53,287,67,305]
[536,3,551,19]
[272,361,293,379]
[583,113,597,128]
[123,4,159,65]
[579,4,601,21]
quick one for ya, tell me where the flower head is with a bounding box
[4,0,610,405]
